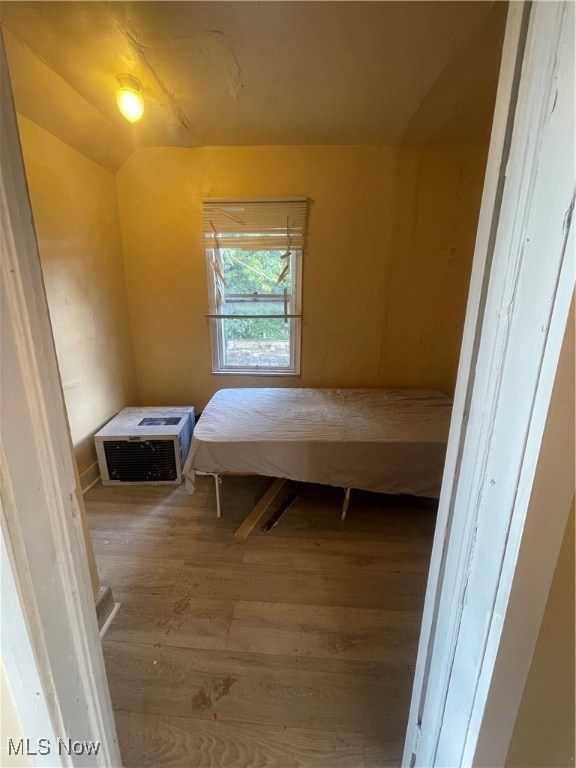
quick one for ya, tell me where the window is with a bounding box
[203,198,307,374]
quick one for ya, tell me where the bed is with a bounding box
[183,388,453,522]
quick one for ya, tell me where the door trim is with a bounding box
[404,3,575,765]
[0,31,121,767]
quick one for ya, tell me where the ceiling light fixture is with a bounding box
[116,74,144,123]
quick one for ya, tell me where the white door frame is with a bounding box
[0,33,121,767]
[404,2,575,766]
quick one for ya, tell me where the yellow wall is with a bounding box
[116,143,487,409]
[382,143,488,390]
[18,115,138,475]
[17,131,486,447]
[506,500,575,768]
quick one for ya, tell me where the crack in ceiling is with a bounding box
[113,18,198,138]
[0,1,508,170]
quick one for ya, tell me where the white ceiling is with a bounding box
[0,1,507,170]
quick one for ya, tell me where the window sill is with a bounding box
[211,369,300,377]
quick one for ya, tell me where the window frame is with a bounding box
[203,198,305,376]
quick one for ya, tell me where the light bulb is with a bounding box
[116,75,144,123]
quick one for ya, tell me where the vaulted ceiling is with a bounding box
[0,1,507,171]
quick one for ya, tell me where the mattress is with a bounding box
[183,388,453,498]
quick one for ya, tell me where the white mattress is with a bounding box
[183,388,453,498]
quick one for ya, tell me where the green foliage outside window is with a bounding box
[224,318,290,341]
[221,248,291,341]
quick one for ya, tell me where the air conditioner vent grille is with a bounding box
[103,439,177,482]
[95,406,194,485]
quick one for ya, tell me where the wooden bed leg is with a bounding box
[214,474,222,518]
[341,487,351,521]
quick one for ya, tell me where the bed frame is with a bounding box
[196,469,352,522]
[185,387,452,533]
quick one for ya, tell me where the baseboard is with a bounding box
[95,585,115,632]
[80,461,100,494]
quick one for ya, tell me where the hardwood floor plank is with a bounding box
[86,483,210,506]
[86,475,270,515]
[173,561,427,611]
[106,592,235,651]
[91,530,246,564]
[103,641,413,735]
[88,479,432,764]
[96,554,184,595]
[113,709,367,768]
[259,520,428,543]
[226,601,421,663]
[85,498,215,518]
[363,737,403,768]
[244,536,431,573]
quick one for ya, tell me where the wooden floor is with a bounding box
[85,476,436,768]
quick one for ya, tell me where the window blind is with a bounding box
[202,198,307,251]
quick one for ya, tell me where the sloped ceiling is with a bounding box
[0,1,507,171]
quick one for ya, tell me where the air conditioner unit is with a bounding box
[94,407,195,485]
